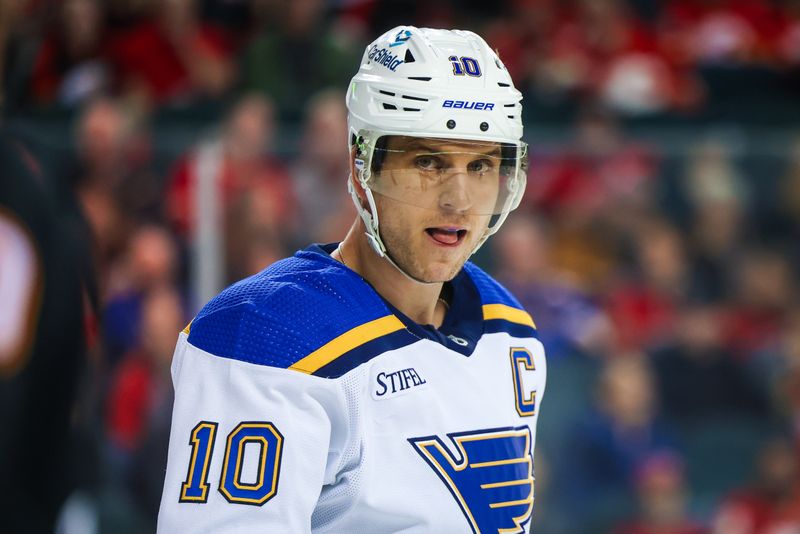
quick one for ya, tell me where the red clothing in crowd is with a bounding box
[106,19,230,104]
[106,352,157,451]
[722,307,783,360]
[167,151,295,237]
[530,143,657,216]
[617,523,706,534]
[30,38,77,103]
[714,490,800,534]
[605,283,678,352]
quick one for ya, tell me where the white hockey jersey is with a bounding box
[158,243,547,533]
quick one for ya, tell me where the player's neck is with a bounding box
[334,227,447,328]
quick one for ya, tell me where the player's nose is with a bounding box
[438,171,472,213]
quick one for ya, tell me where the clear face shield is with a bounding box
[354,133,528,223]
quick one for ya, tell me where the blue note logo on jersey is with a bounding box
[409,426,534,534]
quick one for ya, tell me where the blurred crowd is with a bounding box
[1,0,800,533]
[4,0,800,118]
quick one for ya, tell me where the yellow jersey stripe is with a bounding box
[289,315,406,374]
[182,321,192,335]
[482,304,536,329]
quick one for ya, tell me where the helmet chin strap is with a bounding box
[348,174,439,285]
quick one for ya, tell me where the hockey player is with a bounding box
[158,26,547,533]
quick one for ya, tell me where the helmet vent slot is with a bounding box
[407,76,432,81]
[403,107,421,112]
[402,94,428,102]
[404,49,416,63]
[382,103,398,110]
[497,82,510,87]
[379,90,396,96]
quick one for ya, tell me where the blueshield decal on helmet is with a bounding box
[367,45,404,72]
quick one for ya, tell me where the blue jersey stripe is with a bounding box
[483,320,537,339]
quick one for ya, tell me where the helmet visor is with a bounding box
[358,135,528,216]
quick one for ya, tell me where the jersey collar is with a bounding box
[304,243,483,356]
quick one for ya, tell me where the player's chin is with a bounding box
[415,256,470,283]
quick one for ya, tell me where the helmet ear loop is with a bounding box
[348,144,387,258]
[348,146,369,209]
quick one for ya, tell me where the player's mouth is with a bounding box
[425,227,468,247]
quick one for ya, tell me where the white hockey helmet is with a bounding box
[345,26,527,261]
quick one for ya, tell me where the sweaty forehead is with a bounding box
[385,136,501,155]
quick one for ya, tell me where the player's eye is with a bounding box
[415,154,443,173]
[468,158,494,175]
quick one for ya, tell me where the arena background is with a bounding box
[2,0,800,532]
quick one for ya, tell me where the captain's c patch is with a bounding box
[409,426,534,534]
[510,348,537,417]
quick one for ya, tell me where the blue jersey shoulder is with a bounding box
[187,249,396,373]
[463,262,538,338]
[463,262,524,309]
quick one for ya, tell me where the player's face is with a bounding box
[371,136,501,282]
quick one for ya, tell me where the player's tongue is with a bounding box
[427,228,461,245]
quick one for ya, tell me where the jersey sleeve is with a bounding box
[157,332,350,533]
